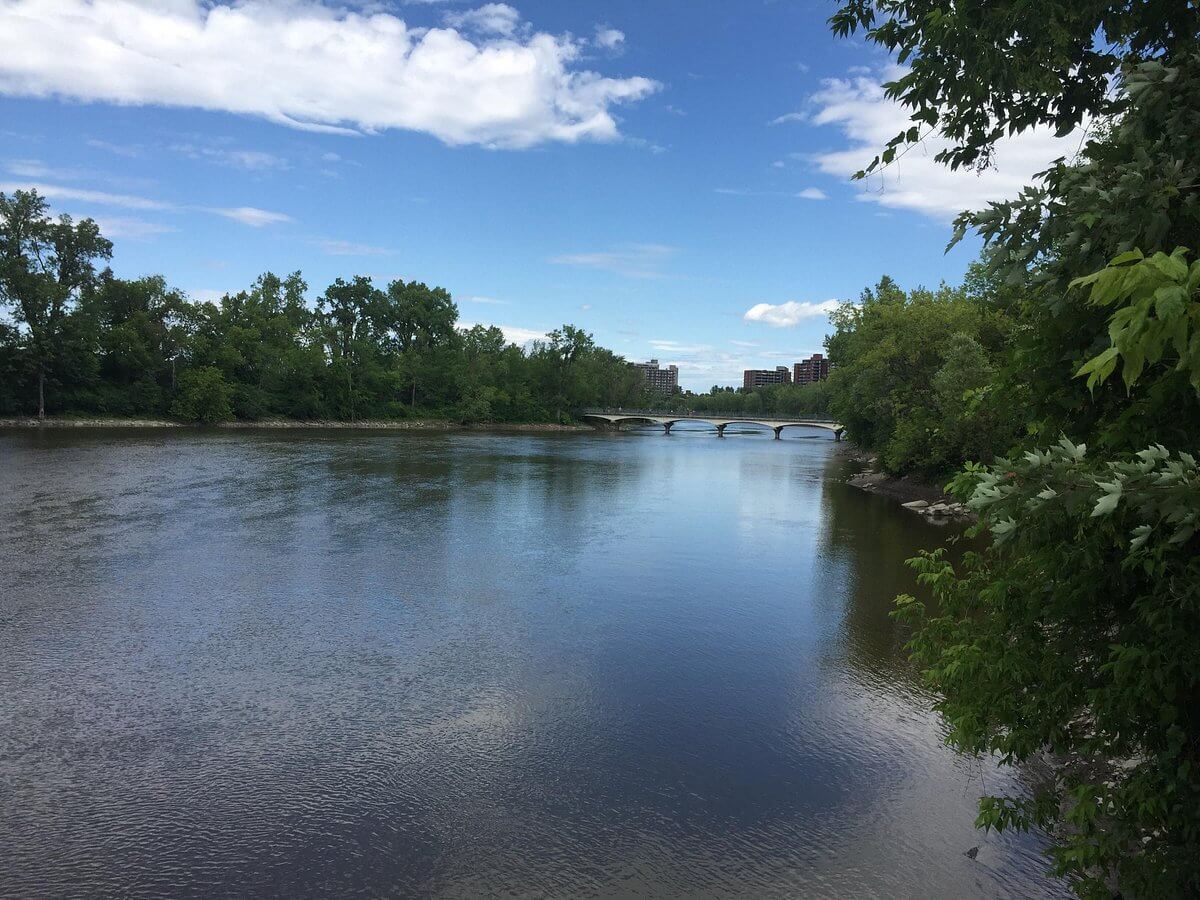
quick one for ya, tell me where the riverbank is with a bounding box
[837,443,974,521]
[0,417,593,433]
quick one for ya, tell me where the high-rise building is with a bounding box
[742,366,792,390]
[793,353,830,384]
[630,358,680,393]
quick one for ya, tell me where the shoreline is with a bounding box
[0,417,593,433]
[836,442,974,521]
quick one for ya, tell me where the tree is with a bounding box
[0,190,112,417]
[829,2,1200,893]
[829,0,1196,173]
[170,366,233,423]
[318,276,382,420]
[536,324,595,422]
[900,441,1200,896]
[383,279,458,407]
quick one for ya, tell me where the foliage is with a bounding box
[170,366,234,423]
[957,52,1200,453]
[677,380,831,418]
[1072,247,1200,393]
[830,4,1200,894]
[829,0,1195,172]
[895,440,1200,896]
[822,270,1021,476]
[0,190,112,416]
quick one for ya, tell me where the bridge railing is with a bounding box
[577,408,840,424]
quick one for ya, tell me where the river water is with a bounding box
[0,426,1067,898]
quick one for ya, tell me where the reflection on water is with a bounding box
[0,428,1066,898]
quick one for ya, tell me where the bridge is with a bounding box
[578,409,845,440]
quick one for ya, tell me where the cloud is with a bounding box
[549,243,677,279]
[6,159,83,180]
[87,138,144,158]
[769,112,806,125]
[460,321,547,345]
[171,144,289,171]
[444,4,521,36]
[313,238,391,256]
[716,186,827,201]
[460,295,509,305]
[807,65,1083,219]
[730,340,759,348]
[743,299,839,327]
[203,206,292,227]
[0,181,172,211]
[3,180,292,228]
[0,0,659,149]
[649,339,713,355]
[87,217,177,240]
[594,26,625,51]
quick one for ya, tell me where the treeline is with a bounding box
[0,191,648,423]
[636,381,831,418]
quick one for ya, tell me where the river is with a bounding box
[0,425,1067,898]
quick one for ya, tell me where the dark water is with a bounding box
[0,426,1066,898]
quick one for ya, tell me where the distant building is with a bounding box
[793,353,831,384]
[631,358,680,393]
[742,366,792,390]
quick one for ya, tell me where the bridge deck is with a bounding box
[578,410,844,438]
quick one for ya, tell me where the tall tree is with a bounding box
[318,276,382,420]
[539,324,595,422]
[0,190,112,417]
[383,279,458,407]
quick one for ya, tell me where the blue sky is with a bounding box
[0,1,1075,390]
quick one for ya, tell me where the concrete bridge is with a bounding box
[579,409,845,440]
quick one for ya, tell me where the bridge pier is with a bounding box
[663,422,673,435]
[773,426,783,440]
[716,424,726,438]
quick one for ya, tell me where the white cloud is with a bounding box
[313,238,391,256]
[730,340,758,348]
[460,321,547,345]
[204,206,292,227]
[796,187,826,200]
[0,0,659,149]
[88,216,177,240]
[595,27,625,51]
[744,299,839,327]
[3,180,292,227]
[769,112,806,125]
[808,65,1083,219]
[171,144,288,170]
[0,181,172,211]
[86,138,144,158]
[444,4,521,36]
[549,243,677,279]
[649,339,713,355]
[461,295,509,305]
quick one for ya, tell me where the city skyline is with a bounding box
[0,0,1080,389]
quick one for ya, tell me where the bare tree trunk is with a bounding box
[410,379,417,407]
[37,365,45,419]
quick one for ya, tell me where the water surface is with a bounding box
[0,426,1066,897]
